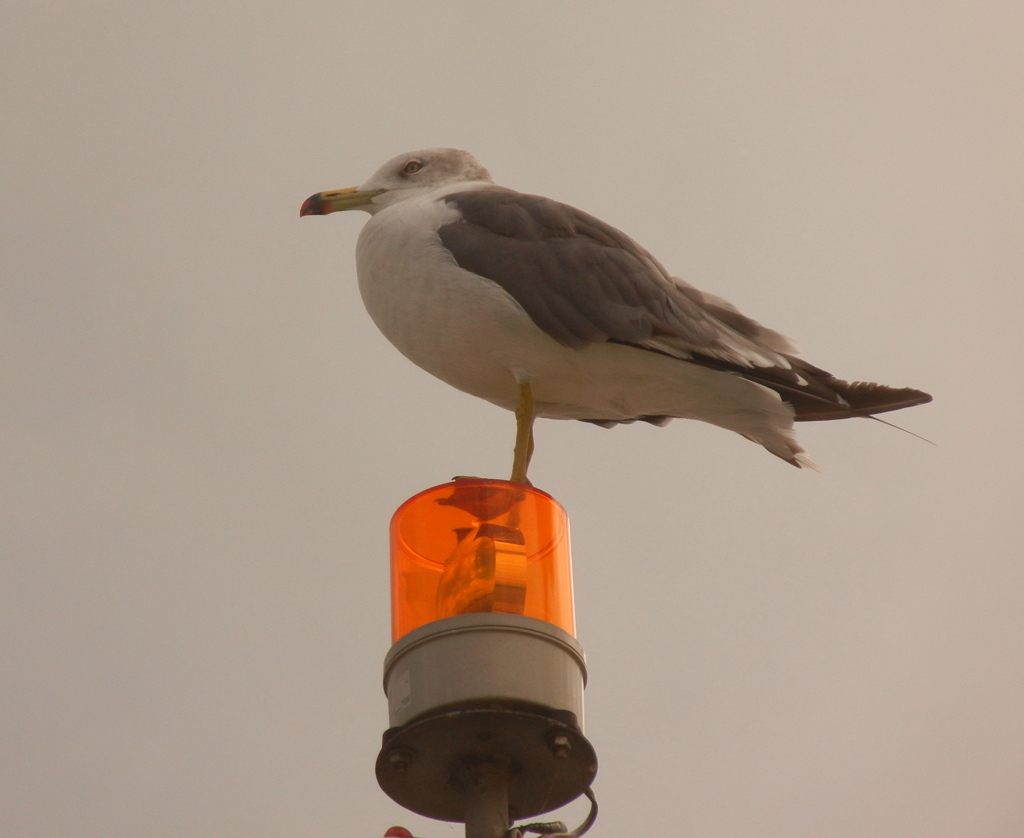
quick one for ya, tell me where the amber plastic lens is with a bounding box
[389,479,575,642]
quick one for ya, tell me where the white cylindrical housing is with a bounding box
[383,613,587,731]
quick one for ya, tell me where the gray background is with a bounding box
[3,2,1022,836]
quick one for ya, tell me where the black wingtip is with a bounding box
[793,381,932,422]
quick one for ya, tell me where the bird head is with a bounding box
[300,148,493,217]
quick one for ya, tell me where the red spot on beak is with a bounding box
[300,193,324,216]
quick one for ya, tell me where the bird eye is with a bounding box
[402,160,423,175]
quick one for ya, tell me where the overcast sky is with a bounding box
[3,2,1023,837]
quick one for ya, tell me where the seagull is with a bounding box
[301,148,931,483]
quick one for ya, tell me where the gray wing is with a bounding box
[436,187,797,369]
[436,187,933,419]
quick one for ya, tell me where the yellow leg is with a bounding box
[510,381,535,485]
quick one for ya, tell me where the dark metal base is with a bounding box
[375,706,598,822]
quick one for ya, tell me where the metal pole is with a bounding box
[458,758,510,838]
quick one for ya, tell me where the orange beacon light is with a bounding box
[389,478,575,642]
[376,479,597,827]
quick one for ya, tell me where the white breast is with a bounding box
[355,194,571,411]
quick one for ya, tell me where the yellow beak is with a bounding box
[300,186,385,216]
